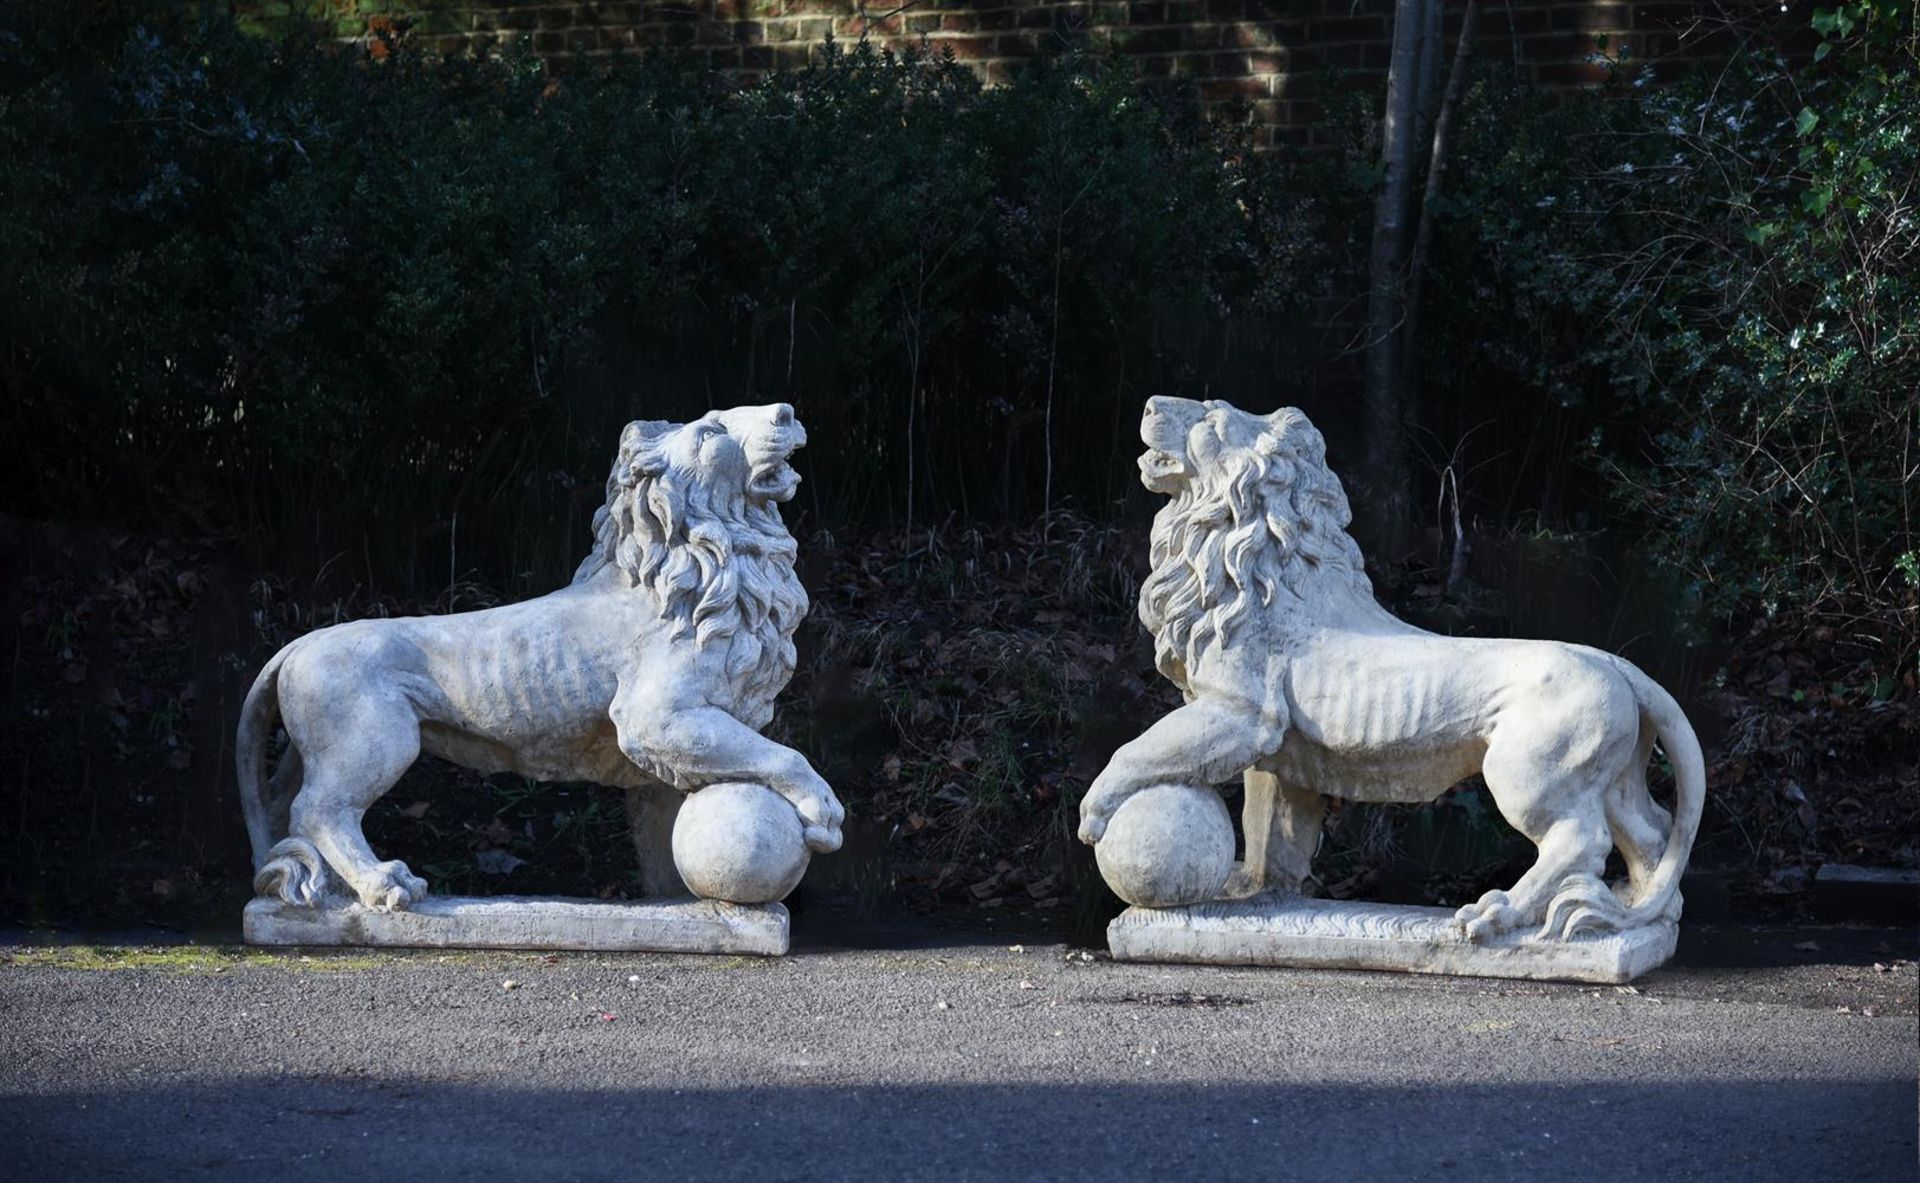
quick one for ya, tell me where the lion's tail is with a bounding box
[1539,661,1706,940]
[237,643,295,870]
[238,643,332,904]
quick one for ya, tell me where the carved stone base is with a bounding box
[1107,895,1677,984]
[244,894,789,955]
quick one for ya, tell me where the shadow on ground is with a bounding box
[7,1077,1911,1181]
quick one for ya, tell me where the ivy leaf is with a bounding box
[1802,185,1834,215]
[1795,106,1821,136]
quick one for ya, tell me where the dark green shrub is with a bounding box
[1407,12,1917,639]
[0,12,1308,591]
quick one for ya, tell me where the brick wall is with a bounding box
[241,1,1809,147]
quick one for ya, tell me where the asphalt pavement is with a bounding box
[1,926,1914,1181]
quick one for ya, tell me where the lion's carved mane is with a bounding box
[572,421,808,714]
[1138,408,1373,690]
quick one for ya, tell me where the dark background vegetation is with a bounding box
[1,0,1913,935]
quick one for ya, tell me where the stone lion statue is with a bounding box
[1079,397,1705,941]
[237,404,844,912]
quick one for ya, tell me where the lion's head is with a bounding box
[1137,395,1210,494]
[715,402,807,504]
[572,410,809,720]
[1136,399,1373,690]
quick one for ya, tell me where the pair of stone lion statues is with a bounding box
[239,397,1701,945]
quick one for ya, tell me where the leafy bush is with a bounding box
[0,8,1308,591]
[1410,9,1918,639]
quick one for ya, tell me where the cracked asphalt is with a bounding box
[1,925,1914,1181]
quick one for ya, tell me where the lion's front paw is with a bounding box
[1076,776,1139,845]
[354,860,429,912]
[1453,890,1523,943]
[795,785,846,854]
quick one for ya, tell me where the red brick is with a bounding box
[1114,25,1181,52]
[1630,3,1708,31]
[1309,15,1387,43]
[1531,60,1611,87]
[1471,7,1549,37]
[1522,31,1613,60]
[1220,22,1277,48]
[927,34,996,60]
[1554,4,1631,32]
[1207,50,1248,76]
[1269,71,1311,98]
[1198,76,1268,100]
[1246,47,1288,72]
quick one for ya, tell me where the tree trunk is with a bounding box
[1361,0,1428,546]
[1404,0,1481,399]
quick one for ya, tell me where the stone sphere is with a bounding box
[672,782,811,904]
[1094,784,1234,908]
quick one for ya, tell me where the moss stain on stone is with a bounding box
[1,945,393,974]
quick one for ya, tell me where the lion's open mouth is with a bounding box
[750,462,802,502]
[1139,449,1187,482]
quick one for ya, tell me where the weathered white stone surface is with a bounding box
[672,781,810,904]
[1081,398,1708,981]
[1093,784,1234,908]
[1108,895,1678,984]
[235,405,840,944]
[245,894,789,955]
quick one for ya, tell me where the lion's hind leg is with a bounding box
[1534,740,1682,938]
[282,687,429,913]
[1456,732,1625,942]
[1603,730,1678,914]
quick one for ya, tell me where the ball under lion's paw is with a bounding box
[673,782,811,904]
[1093,784,1234,908]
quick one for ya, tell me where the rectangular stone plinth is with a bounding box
[1108,896,1677,984]
[244,894,789,956]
